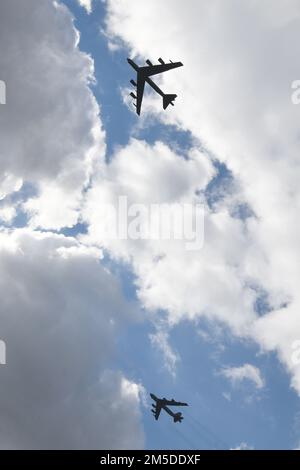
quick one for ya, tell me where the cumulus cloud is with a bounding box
[0,0,105,229]
[0,205,16,224]
[77,0,93,14]
[220,364,265,390]
[102,0,300,395]
[82,139,257,333]
[0,1,145,449]
[0,229,144,449]
[82,138,258,333]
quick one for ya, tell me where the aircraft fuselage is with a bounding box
[127,59,165,97]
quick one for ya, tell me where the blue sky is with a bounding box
[61,0,300,450]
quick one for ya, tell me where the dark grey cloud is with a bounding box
[0,230,144,449]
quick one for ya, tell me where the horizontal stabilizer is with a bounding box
[146,59,153,66]
[130,79,137,87]
[163,93,177,110]
[173,412,183,423]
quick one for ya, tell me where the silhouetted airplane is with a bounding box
[127,58,183,116]
[150,393,188,423]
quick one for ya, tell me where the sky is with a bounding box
[0,0,300,450]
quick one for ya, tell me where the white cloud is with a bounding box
[77,0,93,14]
[0,174,22,201]
[221,364,265,390]
[149,328,179,377]
[102,0,300,395]
[82,137,257,333]
[0,0,105,229]
[0,228,144,448]
[0,205,16,224]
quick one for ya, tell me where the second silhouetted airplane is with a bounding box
[127,58,183,115]
[150,393,188,423]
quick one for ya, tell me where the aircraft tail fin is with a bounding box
[163,93,177,110]
[173,412,183,423]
